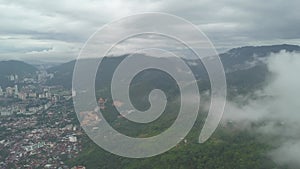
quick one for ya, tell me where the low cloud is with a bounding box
[222,51,300,167]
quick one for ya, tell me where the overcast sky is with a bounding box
[0,0,300,62]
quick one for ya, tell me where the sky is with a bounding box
[1,0,300,62]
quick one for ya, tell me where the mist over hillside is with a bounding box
[223,50,300,167]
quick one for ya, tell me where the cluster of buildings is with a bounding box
[0,70,85,168]
[7,71,54,84]
[0,126,81,168]
[0,84,68,117]
[0,85,19,97]
[7,74,19,82]
[71,166,86,169]
[0,84,55,100]
[0,100,82,169]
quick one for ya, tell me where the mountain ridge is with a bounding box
[45,44,300,89]
[0,60,38,76]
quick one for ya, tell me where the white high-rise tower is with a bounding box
[14,85,18,95]
[0,86,3,96]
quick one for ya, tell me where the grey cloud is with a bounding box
[0,0,300,61]
[160,0,300,48]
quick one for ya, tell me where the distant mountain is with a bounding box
[220,44,300,72]
[0,60,38,87]
[0,60,38,76]
[46,55,206,89]
[219,44,300,93]
[46,44,300,92]
[47,55,135,89]
[46,60,75,88]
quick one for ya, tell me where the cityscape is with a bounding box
[0,71,85,169]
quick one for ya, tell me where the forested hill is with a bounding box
[0,60,37,76]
